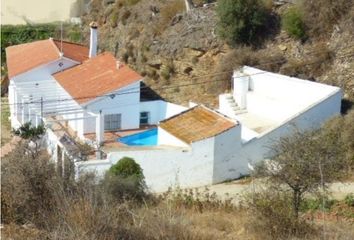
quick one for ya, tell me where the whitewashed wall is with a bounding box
[157,127,189,147]
[139,100,187,125]
[76,137,215,192]
[213,89,342,183]
[12,57,78,82]
[219,94,235,118]
[244,66,340,122]
[9,58,79,129]
[83,82,141,133]
[212,125,242,183]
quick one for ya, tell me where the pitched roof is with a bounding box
[5,38,89,78]
[159,105,237,144]
[53,40,89,63]
[53,52,143,105]
[6,39,59,78]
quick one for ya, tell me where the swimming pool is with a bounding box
[118,128,158,146]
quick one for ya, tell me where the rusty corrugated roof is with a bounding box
[53,52,142,105]
[159,105,237,144]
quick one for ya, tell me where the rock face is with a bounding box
[80,0,354,107]
[81,0,225,106]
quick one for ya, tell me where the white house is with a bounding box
[6,22,186,162]
[6,23,342,193]
[76,67,342,192]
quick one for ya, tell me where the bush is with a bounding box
[106,157,146,200]
[1,143,61,226]
[344,194,354,207]
[244,187,315,239]
[282,7,306,40]
[108,157,143,179]
[301,196,337,212]
[216,0,269,45]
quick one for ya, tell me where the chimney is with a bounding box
[89,21,98,58]
[232,68,249,109]
[116,60,124,69]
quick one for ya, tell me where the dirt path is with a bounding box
[200,179,354,203]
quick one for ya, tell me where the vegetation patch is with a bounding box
[216,0,270,46]
[1,97,11,146]
[282,6,306,40]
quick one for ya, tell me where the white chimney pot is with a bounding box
[89,21,98,58]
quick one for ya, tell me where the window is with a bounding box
[104,114,121,131]
[140,112,150,125]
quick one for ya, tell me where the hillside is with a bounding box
[77,0,354,109]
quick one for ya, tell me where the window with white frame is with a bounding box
[104,114,121,131]
[140,112,150,125]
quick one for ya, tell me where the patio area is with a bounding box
[84,125,156,148]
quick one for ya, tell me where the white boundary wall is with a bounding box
[76,137,216,192]
[213,89,342,183]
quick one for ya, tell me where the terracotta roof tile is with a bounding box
[53,52,142,105]
[159,105,237,144]
[53,40,89,63]
[6,38,89,78]
[5,39,60,78]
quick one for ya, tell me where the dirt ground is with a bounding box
[197,178,354,203]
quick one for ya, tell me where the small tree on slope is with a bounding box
[256,127,347,219]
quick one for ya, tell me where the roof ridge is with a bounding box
[49,38,62,57]
[159,105,199,123]
[52,39,87,47]
[200,105,238,124]
[160,105,237,125]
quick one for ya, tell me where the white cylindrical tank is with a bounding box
[233,70,249,109]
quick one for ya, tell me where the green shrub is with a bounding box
[108,157,143,178]
[282,7,306,40]
[300,197,336,212]
[216,0,269,45]
[13,122,45,140]
[344,194,354,207]
[110,11,119,28]
[106,157,146,200]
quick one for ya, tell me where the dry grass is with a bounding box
[280,42,334,79]
[1,97,12,146]
[209,47,286,94]
[301,0,353,37]
[2,140,354,239]
[154,0,185,35]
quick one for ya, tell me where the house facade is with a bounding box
[76,67,342,192]
[6,23,186,162]
[6,24,342,193]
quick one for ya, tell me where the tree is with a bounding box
[13,122,45,158]
[216,0,269,45]
[256,127,346,219]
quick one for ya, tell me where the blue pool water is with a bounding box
[118,128,158,146]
